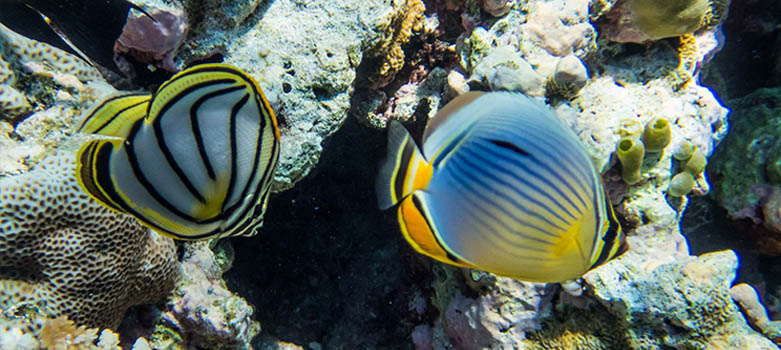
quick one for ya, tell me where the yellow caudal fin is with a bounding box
[376,120,433,209]
[77,93,150,137]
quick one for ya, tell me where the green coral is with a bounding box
[641,117,671,153]
[616,136,645,184]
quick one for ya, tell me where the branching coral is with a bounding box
[368,0,426,87]
[0,151,179,329]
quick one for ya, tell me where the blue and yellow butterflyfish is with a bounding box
[376,91,628,282]
[76,63,280,240]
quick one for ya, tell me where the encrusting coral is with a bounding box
[368,0,426,87]
[627,0,729,40]
[0,151,179,329]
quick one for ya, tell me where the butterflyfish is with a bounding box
[376,92,628,282]
[76,63,280,240]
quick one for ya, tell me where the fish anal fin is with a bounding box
[398,193,475,269]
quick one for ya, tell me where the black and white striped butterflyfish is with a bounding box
[76,63,280,240]
[376,92,628,282]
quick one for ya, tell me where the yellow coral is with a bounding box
[667,34,698,90]
[369,0,425,87]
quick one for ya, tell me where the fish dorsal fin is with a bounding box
[77,93,150,138]
[422,92,484,165]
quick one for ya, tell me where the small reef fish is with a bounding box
[0,0,150,74]
[76,63,280,240]
[376,92,628,282]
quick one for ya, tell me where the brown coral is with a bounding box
[0,152,179,329]
[369,0,426,88]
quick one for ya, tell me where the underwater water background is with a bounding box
[1,0,781,349]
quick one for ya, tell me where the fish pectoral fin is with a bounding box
[398,193,474,269]
[77,93,150,137]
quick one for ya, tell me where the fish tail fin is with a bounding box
[376,120,431,210]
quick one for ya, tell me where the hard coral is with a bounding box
[369,0,426,88]
[0,22,103,123]
[0,312,127,350]
[0,152,179,329]
[0,23,101,82]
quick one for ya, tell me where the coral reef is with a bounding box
[599,0,731,43]
[0,313,128,350]
[146,242,260,350]
[708,87,781,249]
[0,151,179,329]
[730,283,781,344]
[207,0,434,191]
[366,0,426,88]
[585,250,777,349]
[0,23,101,123]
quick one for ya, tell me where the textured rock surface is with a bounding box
[147,242,260,350]
[0,152,179,329]
[0,313,126,350]
[211,0,424,191]
[586,250,777,349]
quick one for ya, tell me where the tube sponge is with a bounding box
[684,150,707,175]
[619,118,643,138]
[668,172,695,197]
[616,136,645,185]
[673,140,695,161]
[642,117,671,152]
